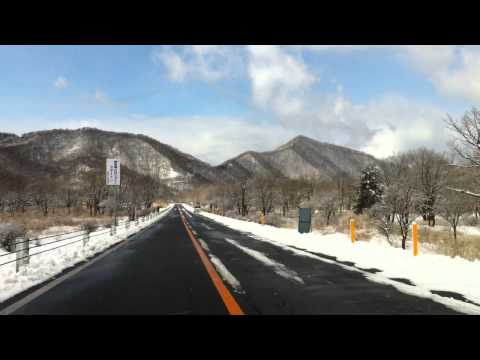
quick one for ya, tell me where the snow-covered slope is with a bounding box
[217,135,377,181]
[1,129,378,190]
[0,128,221,191]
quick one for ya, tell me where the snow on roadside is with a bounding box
[459,226,480,236]
[183,204,480,314]
[224,238,304,285]
[209,254,244,294]
[0,205,174,303]
[197,237,244,293]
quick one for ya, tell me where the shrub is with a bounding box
[463,214,479,227]
[0,223,27,252]
[265,213,284,227]
[81,222,98,234]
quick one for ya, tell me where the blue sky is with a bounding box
[0,45,478,164]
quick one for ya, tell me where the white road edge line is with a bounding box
[0,207,173,315]
[224,238,304,285]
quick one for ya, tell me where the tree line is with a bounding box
[180,108,480,251]
[0,166,171,220]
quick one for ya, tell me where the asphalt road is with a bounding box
[7,204,461,315]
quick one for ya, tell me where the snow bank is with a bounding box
[0,205,174,303]
[184,204,480,313]
[459,226,480,236]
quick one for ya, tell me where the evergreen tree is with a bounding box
[353,165,384,214]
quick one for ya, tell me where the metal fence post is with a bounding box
[15,237,30,272]
[110,218,117,236]
[83,231,90,247]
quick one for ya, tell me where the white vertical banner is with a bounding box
[106,158,121,185]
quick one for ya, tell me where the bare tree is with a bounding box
[445,108,480,198]
[28,180,56,216]
[385,154,419,249]
[336,175,354,213]
[228,179,252,217]
[409,148,448,226]
[318,192,338,226]
[253,176,277,216]
[368,201,394,245]
[439,166,476,254]
[438,193,471,254]
[57,184,78,216]
[81,169,106,217]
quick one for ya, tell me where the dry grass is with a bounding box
[0,207,117,235]
[328,211,375,241]
[418,226,480,260]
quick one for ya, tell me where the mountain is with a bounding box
[0,133,18,142]
[217,135,376,181]
[0,129,377,191]
[0,128,216,191]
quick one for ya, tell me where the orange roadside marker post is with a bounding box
[412,222,419,256]
[350,219,355,243]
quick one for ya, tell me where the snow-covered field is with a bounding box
[183,204,480,314]
[0,205,173,303]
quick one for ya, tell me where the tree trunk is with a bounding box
[453,224,458,257]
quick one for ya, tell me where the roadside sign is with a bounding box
[106,158,121,185]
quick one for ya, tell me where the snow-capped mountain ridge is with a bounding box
[0,128,377,189]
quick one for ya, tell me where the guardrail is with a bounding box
[0,207,171,272]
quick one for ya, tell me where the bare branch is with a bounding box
[446,187,480,199]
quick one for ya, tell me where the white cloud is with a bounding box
[54,76,68,89]
[47,90,449,164]
[152,45,242,82]
[152,48,188,81]
[154,45,480,104]
[399,45,456,73]
[94,89,109,103]
[433,47,480,102]
[246,45,317,117]
[392,45,480,103]
[31,46,469,163]
[294,45,480,103]
[357,95,446,158]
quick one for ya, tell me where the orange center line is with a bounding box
[179,212,245,315]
